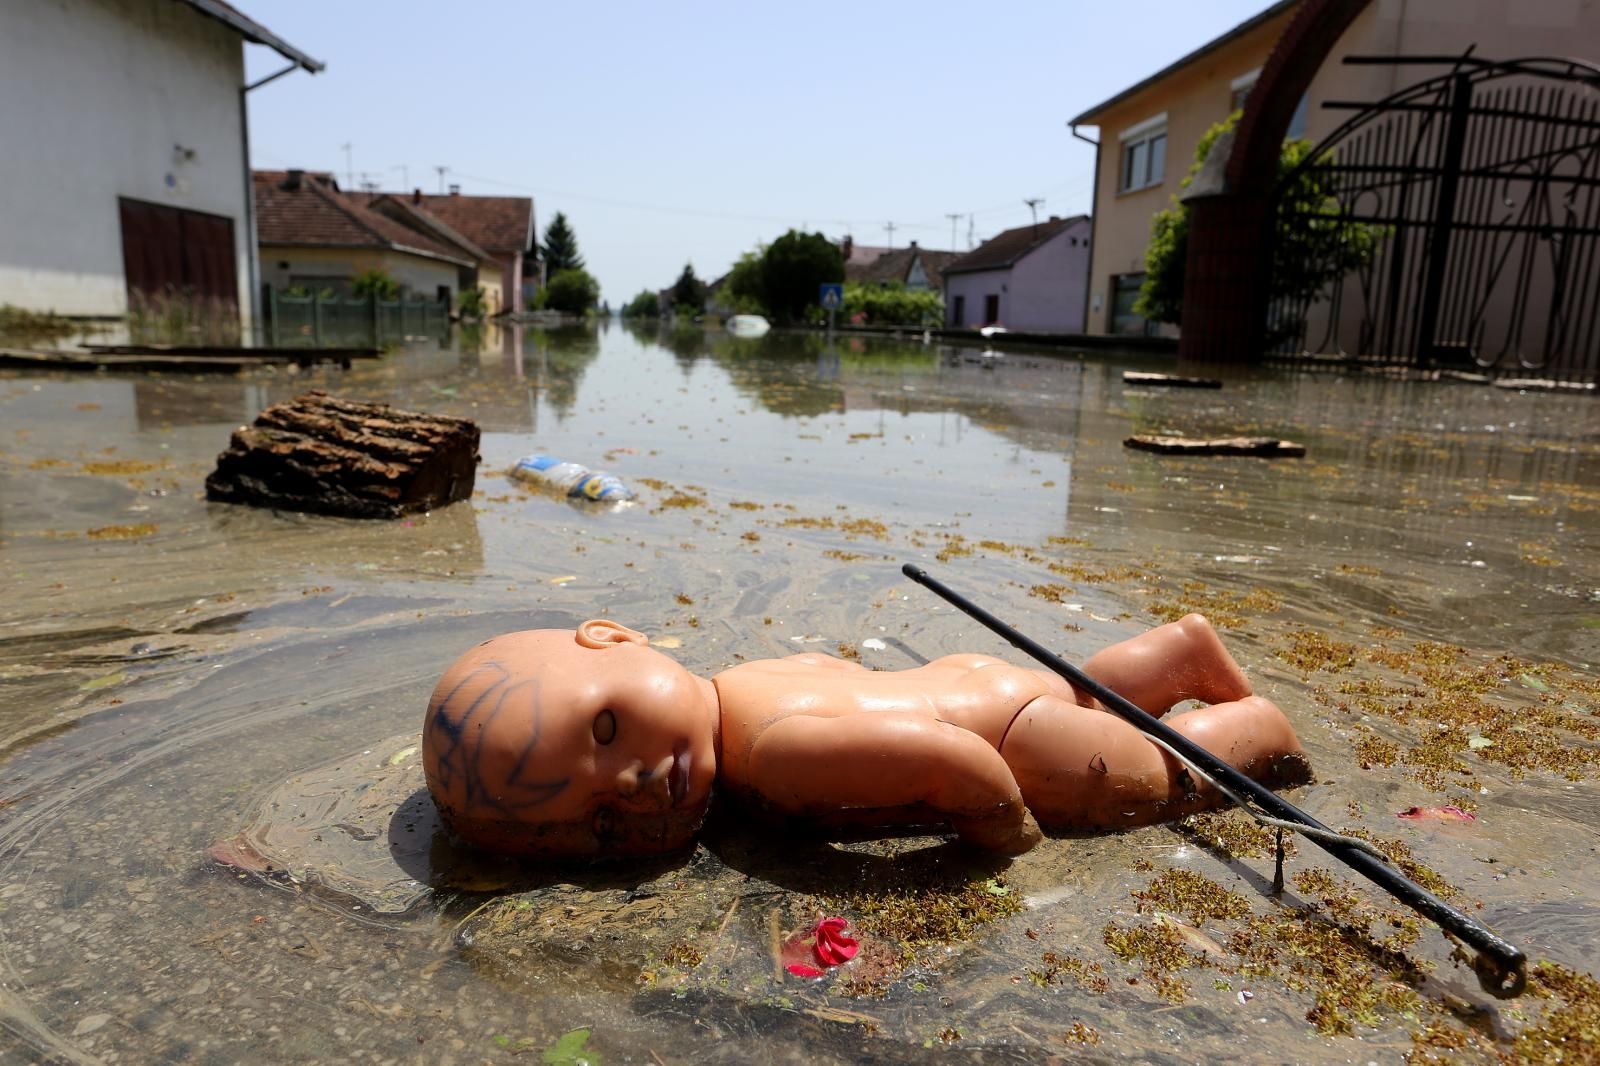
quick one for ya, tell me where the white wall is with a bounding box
[259,246,459,301]
[944,220,1092,332]
[0,0,248,320]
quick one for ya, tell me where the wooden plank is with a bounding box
[1123,371,1223,389]
[1124,434,1306,457]
[82,344,380,360]
[0,348,246,374]
[205,390,480,519]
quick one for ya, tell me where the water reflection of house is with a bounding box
[254,171,473,301]
[0,0,321,331]
[1067,0,1600,340]
[942,216,1091,331]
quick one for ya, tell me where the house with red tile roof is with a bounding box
[840,236,892,282]
[395,190,537,314]
[253,170,474,302]
[0,0,320,331]
[942,216,1091,332]
[853,242,962,293]
[364,194,508,314]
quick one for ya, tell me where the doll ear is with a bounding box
[575,619,649,649]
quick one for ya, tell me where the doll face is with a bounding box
[423,623,720,858]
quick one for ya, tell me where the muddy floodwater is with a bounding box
[2,322,1597,1064]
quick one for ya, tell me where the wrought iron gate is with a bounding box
[1265,56,1600,382]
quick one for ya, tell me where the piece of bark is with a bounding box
[1122,371,1223,389]
[1124,434,1306,458]
[205,390,480,518]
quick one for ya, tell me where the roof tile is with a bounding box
[942,216,1089,277]
[252,171,472,265]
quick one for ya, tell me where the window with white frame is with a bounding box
[1231,66,1310,140]
[1230,68,1261,112]
[1118,112,1167,193]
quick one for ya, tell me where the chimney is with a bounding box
[841,235,853,259]
[909,240,918,248]
[448,184,460,195]
[412,188,422,204]
[1048,215,1060,222]
[284,168,303,190]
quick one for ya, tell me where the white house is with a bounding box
[943,216,1092,332]
[0,0,321,332]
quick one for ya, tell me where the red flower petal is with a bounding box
[1397,805,1477,823]
[813,917,859,966]
[786,963,825,978]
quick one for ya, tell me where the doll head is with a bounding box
[422,620,720,858]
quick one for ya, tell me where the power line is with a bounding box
[425,166,1096,242]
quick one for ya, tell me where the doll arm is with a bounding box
[745,712,1040,854]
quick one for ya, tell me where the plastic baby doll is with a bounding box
[422,615,1308,858]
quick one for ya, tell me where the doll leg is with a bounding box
[1076,613,1254,716]
[1001,694,1308,830]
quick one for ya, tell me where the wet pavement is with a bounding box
[1,321,1597,1063]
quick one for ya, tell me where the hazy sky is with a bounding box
[245,1,1272,305]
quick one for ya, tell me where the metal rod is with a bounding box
[901,563,1528,997]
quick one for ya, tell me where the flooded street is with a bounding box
[2,323,1597,1064]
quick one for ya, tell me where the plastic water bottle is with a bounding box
[510,453,634,502]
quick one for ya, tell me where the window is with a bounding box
[1230,67,1261,113]
[1110,273,1155,336]
[1286,93,1310,140]
[1118,113,1167,193]
[1230,67,1310,141]
[951,294,965,327]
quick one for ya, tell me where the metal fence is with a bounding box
[263,287,450,347]
[1266,55,1600,383]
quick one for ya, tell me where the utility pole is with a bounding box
[967,214,975,250]
[884,221,896,250]
[341,142,353,189]
[945,213,960,252]
[1024,197,1045,237]
[392,164,409,190]
[434,165,449,194]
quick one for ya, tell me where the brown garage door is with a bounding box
[118,198,239,318]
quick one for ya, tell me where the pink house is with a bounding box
[942,215,1091,332]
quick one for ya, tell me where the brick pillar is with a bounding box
[1178,0,1372,364]
[1177,193,1271,363]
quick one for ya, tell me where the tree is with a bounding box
[541,212,585,275]
[623,290,660,318]
[1137,112,1388,335]
[543,267,600,314]
[350,268,399,301]
[758,230,843,324]
[670,263,707,315]
[715,250,767,315]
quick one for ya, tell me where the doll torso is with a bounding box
[711,652,1077,793]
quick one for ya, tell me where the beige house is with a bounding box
[1069,0,1600,338]
[254,170,472,302]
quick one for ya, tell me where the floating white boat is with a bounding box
[726,314,771,337]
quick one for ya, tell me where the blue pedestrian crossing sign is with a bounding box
[819,283,843,311]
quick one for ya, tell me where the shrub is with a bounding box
[1137,112,1388,337]
[543,268,601,315]
[351,268,400,301]
[842,282,943,327]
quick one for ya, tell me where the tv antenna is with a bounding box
[1024,197,1045,235]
